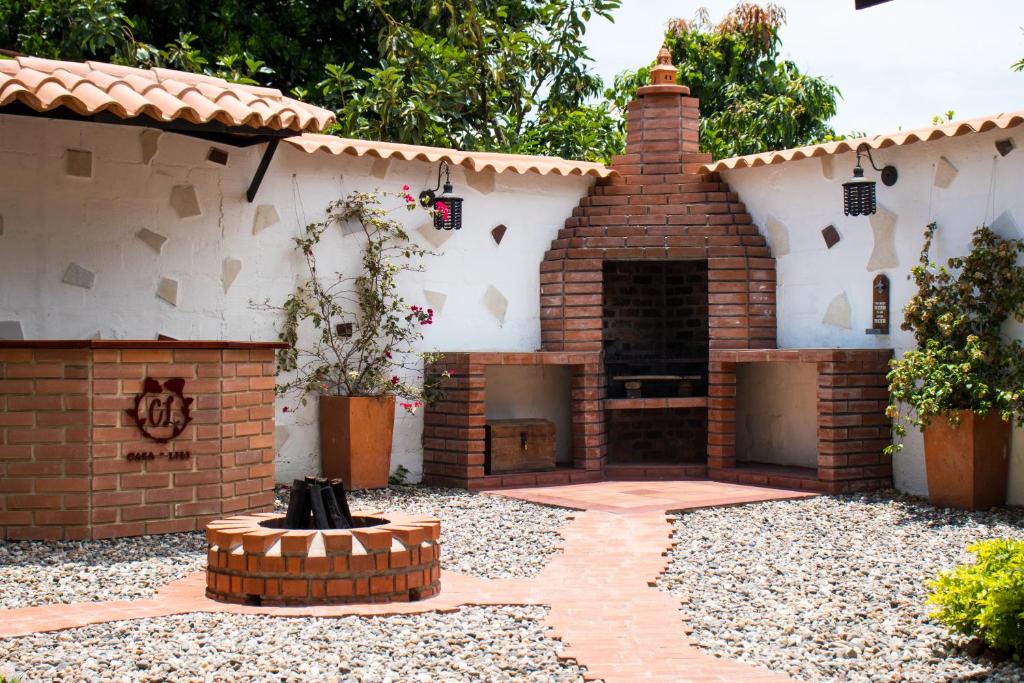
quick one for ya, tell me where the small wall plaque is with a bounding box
[866,274,890,334]
[822,225,841,249]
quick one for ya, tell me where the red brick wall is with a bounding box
[539,85,776,355]
[0,342,279,540]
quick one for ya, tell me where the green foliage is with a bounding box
[1,0,621,161]
[886,223,1024,452]
[262,189,448,414]
[929,538,1024,657]
[607,3,840,159]
[388,464,410,485]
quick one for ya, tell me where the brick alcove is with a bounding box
[423,49,892,492]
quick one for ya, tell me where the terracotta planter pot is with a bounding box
[319,395,395,490]
[923,410,1011,511]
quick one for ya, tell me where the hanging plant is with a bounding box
[886,223,1024,452]
[260,187,448,414]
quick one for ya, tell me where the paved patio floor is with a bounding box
[1,481,813,682]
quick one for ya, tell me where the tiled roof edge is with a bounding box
[703,110,1024,172]
[285,134,614,178]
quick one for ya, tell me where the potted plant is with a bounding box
[269,188,448,489]
[887,223,1024,510]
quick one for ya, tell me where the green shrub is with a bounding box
[928,538,1024,657]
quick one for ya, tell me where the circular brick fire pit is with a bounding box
[205,512,441,606]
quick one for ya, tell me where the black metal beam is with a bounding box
[855,0,893,8]
[246,138,280,203]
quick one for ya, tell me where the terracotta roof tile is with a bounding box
[286,134,614,178]
[703,110,1024,172]
[0,56,334,133]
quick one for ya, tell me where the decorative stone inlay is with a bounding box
[482,285,509,325]
[136,228,167,254]
[370,158,391,179]
[62,262,95,289]
[821,225,841,249]
[933,156,958,188]
[820,155,834,180]
[992,210,1021,240]
[207,148,229,166]
[423,289,447,314]
[416,223,453,248]
[170,185,201,219]
[222,258,242,293]
[466,168,496,195]
[490,224,507,245]
[205,512,442,606]
[251,204,279,235]
[867,205,898,271]
[139,129,161,164]
[822,291,852,329]
[0,320,24,340]
[766,216,791,256]
[995,138,1016,157]
[157,277,178,306]
[65,149,92,178]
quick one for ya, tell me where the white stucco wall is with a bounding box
[721,126,1024,499]
[0,114,594,483]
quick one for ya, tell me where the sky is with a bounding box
[584,0,1024,136]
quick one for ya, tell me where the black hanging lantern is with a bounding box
[843,144,898,217]
[418,161,463,230]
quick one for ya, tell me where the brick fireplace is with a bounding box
[423,48,892,492]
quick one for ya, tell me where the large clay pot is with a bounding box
[319,395,395,490]
[923,410,1011,510]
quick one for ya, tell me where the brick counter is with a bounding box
[0,340,283,540]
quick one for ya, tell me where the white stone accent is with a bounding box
[222,258,243,293]
[136,228,167,254]
[766,216,791,256]
[252,204,280,234]
[482,285,509,325]
[933,156,958,188]
[157,278,178,306]
[423,289,447,314]
[822,291,852,329]
[0,321,23,340]
[867,205,898,271]
[170,185,201,218]
[62,262,96,289]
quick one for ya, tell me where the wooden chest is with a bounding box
[485,419,557,475]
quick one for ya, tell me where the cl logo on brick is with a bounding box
[126,377,194,443]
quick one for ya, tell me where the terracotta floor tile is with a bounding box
[0,481,805,681]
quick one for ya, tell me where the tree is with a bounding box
[608,3,840,160]
[0,0,623,162]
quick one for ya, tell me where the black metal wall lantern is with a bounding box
[843,144,898,216]
[419,161,463,230]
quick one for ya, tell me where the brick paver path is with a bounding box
[1,481,810,682]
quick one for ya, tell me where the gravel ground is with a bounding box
[0,486,569,610]
[278,485,573,579]
[657,491,1024,682]
[0,533,206,610]
[0,606,590,683]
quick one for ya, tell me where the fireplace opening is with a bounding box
[602,260,709,399]
[603,260,710,466]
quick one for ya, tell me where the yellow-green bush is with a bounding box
[929,538,1024,657]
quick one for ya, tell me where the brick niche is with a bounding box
[0,340,282,540]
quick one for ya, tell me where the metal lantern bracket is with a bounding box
[856,144,898,187]
[419,161,463,230]
[418,160,451,208]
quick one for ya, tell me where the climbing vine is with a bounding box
[263,188,447,413]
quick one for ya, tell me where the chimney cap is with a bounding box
[650,45,678,86]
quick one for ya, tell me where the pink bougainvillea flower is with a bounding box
[391,376,400,385]
[282,406,289,413]
[400,402,413,409]
[385,351,392,359]
[414,401,423,407]
[435,201,450,221]
[427,309,433,315]
[411,305,419,311]
[402,184,410,191]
